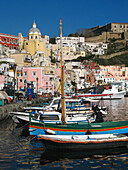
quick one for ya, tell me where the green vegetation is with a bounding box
[0,61,9,64]
[51,57,56,63]
[94,52,128,66]
[49,37,56,44]
[68,33,84,37]
[71,50,128,66]
[72,53,95,62]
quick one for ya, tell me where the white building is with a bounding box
[85,42,107,55]
[56,37,85,48]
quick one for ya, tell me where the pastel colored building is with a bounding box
[100,65,128,84]
[0,75,5,90]
[17,67,55,94]
[0,33,27,50]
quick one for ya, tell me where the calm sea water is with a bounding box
[1,98,128,169]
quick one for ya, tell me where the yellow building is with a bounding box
[10,53,32,67]
[19,21,47,56]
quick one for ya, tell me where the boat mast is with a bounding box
[60,18,66,125]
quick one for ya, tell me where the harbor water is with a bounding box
[1,98,128,169]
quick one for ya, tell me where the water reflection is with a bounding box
[0,98,128,169]
[29,139,128,169]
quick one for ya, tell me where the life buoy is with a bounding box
[106,86,109,90]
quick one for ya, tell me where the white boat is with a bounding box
[38,134,128,150]
[10,96,107,124]
[78,86,126,100]
[12,111,96,124]
[23,97,106,113]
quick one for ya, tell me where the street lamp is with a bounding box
[13,64,17,102]
[36,77,39,98]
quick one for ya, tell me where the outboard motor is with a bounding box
[33,112,39,119]
[92,104,104,122]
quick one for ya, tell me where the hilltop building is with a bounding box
[56,36,85,47]
[85,22,128,43]
[19,21,47,56]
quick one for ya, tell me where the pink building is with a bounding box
[17,67,55,94]
[100,65,128,83]
[0,75,5,90]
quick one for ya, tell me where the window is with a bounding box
[33,72,36,77]
[4,38,7,43]
[17,40,19,44]
[31,36,33,39]
[35,36,37,39]
[26,42,28,45]
[14,46,16,49]
[13,39,15,44]
[17,73,19,77]
[4,44,7,47]
[9,46,12,49]
[24,79,27,84]
[10,39,12,44]
[24,72,27,76]
[46,82,48,85]
[40,115,59,121]
[19,79,22,82]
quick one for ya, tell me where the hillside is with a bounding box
[73,39,128,66]
[94,40,128,66]
[94,52,128,66]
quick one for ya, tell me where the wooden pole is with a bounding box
[60,19,66,124]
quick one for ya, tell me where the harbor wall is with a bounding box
[0,97,51,120]
[0,102,25,120]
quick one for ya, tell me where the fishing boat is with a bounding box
[38,134,128,151]
[24,97,104,112]
[29,19,128,137]
[29,118,128,136]
[78,86,126,100]
[11,97,103,124]
[14,111,96,125]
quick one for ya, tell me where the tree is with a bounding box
[68,33,79,37]
[49,37,56,44]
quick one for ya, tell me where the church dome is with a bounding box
[28,21,41,35]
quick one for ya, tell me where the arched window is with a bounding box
[4,38,7,43]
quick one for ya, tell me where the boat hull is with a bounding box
[29,120,128,136]
[78,91,125,100]
[38,134,128,151]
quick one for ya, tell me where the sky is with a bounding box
[1,0,128,38]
